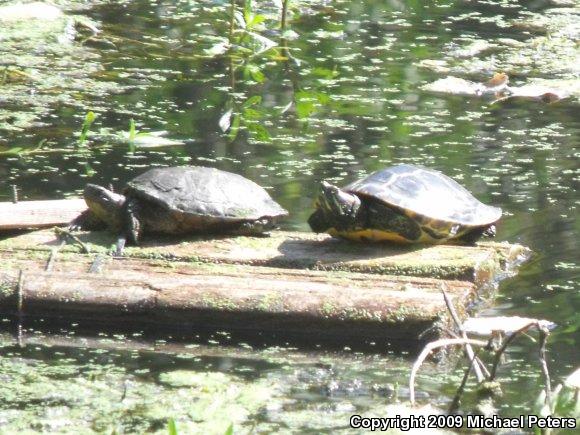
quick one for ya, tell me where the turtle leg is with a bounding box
[115,198,143,256]
[366,201,421,242]
[456,225,495,245]
[236,218,275,236]
[68,209,106,232]
[115,236,126,257]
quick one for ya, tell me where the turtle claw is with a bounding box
[68,209,107,232]
[482,225,497,238]
[68,210,90,232]
[114,236,126,257]
[237,218,275,236]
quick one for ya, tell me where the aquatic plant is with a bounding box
[167,418,177,435]
[78,111,96,147]
[532,369,580,435]
[166,419,234,435]
[214,0,336,142]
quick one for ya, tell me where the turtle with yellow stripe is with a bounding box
[308,164,501,244]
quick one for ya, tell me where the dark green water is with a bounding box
[0,0,578,432]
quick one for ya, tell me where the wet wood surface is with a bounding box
[0,228,529,284]
[0,227,529,341]
[0,199,87,230]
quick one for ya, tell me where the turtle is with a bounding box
[307,164,502,244]
[73,166,288,254]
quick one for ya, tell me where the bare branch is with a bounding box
[409,338,487,405]
[441,285,486,382]
[489,321,541,381]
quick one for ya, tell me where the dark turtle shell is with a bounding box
[345,164,501,226]
[125,166,287,221]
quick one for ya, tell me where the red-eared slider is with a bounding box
[308,164,501,244]
[75,166,288,254]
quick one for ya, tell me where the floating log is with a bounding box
[0,229,529,284]
[0,227,530,342]
[0,199,87,230]
[0,252,475,340]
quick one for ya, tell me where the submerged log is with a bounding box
[0,199,87,230]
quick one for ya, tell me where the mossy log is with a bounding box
[0,228,529,341]
[0,229,529,284]
[0,252,474,340]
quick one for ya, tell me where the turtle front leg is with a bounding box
[236,218,276,236]
[456,225,496,246]
[68,209,106,232]
[116,198,143,256]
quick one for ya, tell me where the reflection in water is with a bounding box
[0,0,578,431]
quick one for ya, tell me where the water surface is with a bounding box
[0,0,578,432]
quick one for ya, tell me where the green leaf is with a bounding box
[78,111,96,147]
[242,107,262,120]
[167,418,178,435]
[316,92,330,105]
[0,147,23,156]
[224,423,234,435]
[246,122,272,142]
[242,95,262,108]
[312,67,338,79]
[243,64,265,83]
[249,67,265,83]
[128,119,137,143]
[243,0,253,24]
[295,91,316,119]
[248,14,266,28]
[295,100,314,118]
[251,124,271,141]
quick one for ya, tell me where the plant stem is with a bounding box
[281,0,290,30]
[229,0,236,41]
[538,327,552,409]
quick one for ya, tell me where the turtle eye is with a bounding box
[99,193,110,202]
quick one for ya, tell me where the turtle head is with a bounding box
[308,181,362,233]
[84,184,126,230]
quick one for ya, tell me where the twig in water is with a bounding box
[489,321,540,381]
[449,348,482,414]
[538,326,552,408]
[409,337,487,405]
[441,285,486,382]
[487,321,554,413]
